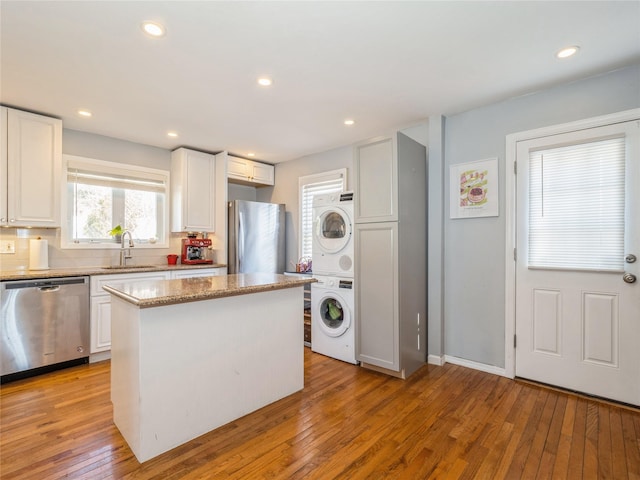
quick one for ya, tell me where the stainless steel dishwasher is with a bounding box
[1,276,89,379]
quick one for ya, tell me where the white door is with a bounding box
[515,119,639,405]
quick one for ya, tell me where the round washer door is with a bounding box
[315,292,351,337]
[314,207,352,254]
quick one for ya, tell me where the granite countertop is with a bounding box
[0,264,227,281]
[102,273,317,308]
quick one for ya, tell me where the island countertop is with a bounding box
[102,273,316,308]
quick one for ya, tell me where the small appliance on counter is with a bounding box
[181,233,213,265]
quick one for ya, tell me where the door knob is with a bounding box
[623,273,637,284]
[625,254,637,264]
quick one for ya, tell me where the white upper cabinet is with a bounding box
[353,136,398,223]
[227,155,274,186]
[171,148,216,232]
[0,107,62,227]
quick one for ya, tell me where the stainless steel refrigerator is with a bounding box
[228,200,286,274]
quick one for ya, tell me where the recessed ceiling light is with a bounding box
[257,77,273,87]
[142,21,165,37]
[344,119,355,126]
[556,45,579,59]
[167,131,178,138]
[247,153,256,157]
[77,109,92,117]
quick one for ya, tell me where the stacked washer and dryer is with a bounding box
[310,192,357,364]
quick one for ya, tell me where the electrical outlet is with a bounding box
[0,240,16,254]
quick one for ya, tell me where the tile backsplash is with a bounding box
[0,228,222,271]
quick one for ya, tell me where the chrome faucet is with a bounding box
[119,230,134,266]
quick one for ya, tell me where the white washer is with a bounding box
[311,275,357,364]
[312,192,354,277]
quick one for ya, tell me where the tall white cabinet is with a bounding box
[354,132,427,379]
[0,107,62,227]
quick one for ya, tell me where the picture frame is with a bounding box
[449,157,499,219]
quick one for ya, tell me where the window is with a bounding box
[528,136,625,271]
[62,155,169,248]
[299,169,346,259]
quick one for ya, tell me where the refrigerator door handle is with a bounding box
[238,211,245,271]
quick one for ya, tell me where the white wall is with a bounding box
[443,64,640,369]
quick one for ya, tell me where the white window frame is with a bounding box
[298,168,346,260]
[61,154,170,249]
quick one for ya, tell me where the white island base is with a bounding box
[110,286,303,463]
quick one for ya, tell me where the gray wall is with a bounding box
[443,64,640,368]
[258,145,353,270]
[63,129,170,169]
[228,184,258,202]
[427,115,445,360]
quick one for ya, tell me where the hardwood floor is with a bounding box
[1,348,639,479]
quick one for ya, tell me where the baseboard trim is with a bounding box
[444,355,508,378]
[90,351,111,363]
[427,354,445,366]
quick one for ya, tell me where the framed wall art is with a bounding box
[449,157,499,219]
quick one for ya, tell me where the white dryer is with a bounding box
[311,275,357,364]
[312,192,354,277]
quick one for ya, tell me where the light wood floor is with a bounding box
[1,348,639,479]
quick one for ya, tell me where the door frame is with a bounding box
[504,108,640,379]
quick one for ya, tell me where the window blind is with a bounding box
[63,155,169,245]
[299,170,346,259]
[528,136,625,271]
[66,157,167,194]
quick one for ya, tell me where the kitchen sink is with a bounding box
[102,265,161,269]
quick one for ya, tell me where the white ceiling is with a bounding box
[2,1,639,163]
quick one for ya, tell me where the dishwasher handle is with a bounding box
[38,285,60,292]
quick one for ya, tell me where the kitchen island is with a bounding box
[103,273,315,463]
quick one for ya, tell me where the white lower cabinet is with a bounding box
[90,271,171,355]
[91,295,113,353]
[90,268,227,356]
